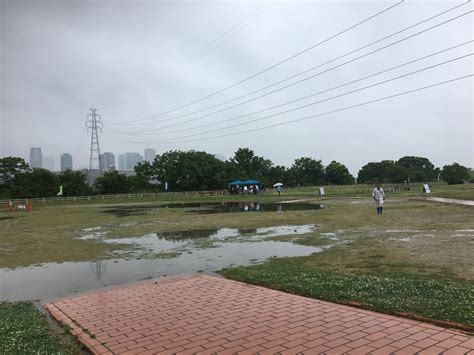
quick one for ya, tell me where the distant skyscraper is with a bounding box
[43,156,55,171]
[100,152,115,171]
[60,153,73,171]
[144,148,156,163]
[118,152,143,170]
[29,147,43,169]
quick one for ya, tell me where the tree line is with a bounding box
[0,148,471,198]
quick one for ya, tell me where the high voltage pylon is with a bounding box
[86,108,103,182]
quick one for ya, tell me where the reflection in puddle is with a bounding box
[90,260,107,280]
[0,242,322,301]
[1,225,323,301]
[186,202,325,214]
[155,225,315,242]
[101,202,326,217]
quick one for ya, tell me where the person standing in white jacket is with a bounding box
[372,184,385,214]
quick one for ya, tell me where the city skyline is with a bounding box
[23,148,160,172]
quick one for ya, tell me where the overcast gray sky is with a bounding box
[1,0,472,174]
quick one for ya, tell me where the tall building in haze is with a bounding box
[60,153,73,171]
[100,152,115,171]
[144,148,156,163]
[29,147,43,169]
[118,153,143,170]
[43,156,55,171]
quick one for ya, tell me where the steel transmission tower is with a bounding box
[86,109,103,182]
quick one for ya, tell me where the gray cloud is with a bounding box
[1,0,472,174]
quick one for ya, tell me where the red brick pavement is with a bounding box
[44,275,473,354]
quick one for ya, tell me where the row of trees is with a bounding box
[132,148,354,192]
[0,149,471,198]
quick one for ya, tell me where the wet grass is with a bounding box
[0,302,83,354]
[0,206,126,268]
[0,187,472,271]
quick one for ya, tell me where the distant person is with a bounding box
[277,185,282,196]
[243,185,248,195]
[372,184,385,214]
[254,185,259,195]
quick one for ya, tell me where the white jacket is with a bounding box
[372,188,385,200]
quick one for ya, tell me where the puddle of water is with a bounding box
[0,224,324,300]
[156,229,220,241]
[386,229,422,233]
[320,232,340,241]
[100,205,154,217]
[188,202,325,214]
[101,202,325,217]
[119,221,139,227]
[104,234,188,252]
[388,237,416,242]
[0,241,321,301]
[154,225,315,242]
[78,229,108,241]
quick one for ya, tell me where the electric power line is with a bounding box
[109,5,473,132]
[105,0,404,125]
[103,54,472,144]
[193,6,263,61]
[102,74,472,144]
[105,41,472,137]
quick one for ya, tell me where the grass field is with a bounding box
[0,302,83,354]
[0,183,473,330]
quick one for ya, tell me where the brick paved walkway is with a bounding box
[44,275,473,355]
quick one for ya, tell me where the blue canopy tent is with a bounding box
[228,180,245,186]
[228,179,261,186]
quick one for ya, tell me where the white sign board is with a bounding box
[319,187,325,196]
[423,183,431,194]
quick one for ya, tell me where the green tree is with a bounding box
[440,163,470,184]
[132,161,160,192]
[396,156,438,182]
[9,169,59,198]
[228,148,273,183]
[325,161,354,185]
[266,165,290,186]
[57,170,90,196]
[290,157,325,186]
[358,160,407,183]
[94,171,130,194]
[152,150,228,191]
[0,157,30,185]
[0,157,31,198]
